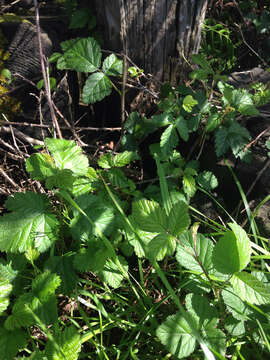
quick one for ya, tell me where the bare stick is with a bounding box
[33,0,62,139]
[0,166,21,190]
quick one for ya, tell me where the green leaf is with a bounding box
[160,124,179,156]
[223,87,259,115]
[0,192,59,253]
[168,201,190,236]
[147,233,176,261]
[45,326,81,360]
[191,54,213,74]
[224,316,246,336]
[190,69,210,81]
[107,168,135,190]
[231,271,270,305]
[32,271,61,302]
[182,174,196,198]
[0,327,27,360]
[132,199,167,233]
[64,37,101,73]
[102,54,123,76]
[182,95,198,113]
[0,263,17,315]
[205,112,222,133]
[203,328,226,357]
[221,287,252,321]
[113,151,139,167]
[156,312,197,359]
[98,256,128,288]
[82,72,112,104]
[45,138,89,177]
[214,127,230,157]
[197,171,218,191]
[69,8,95,30]
[45,256,78,295]
[98,153,114,169]
[73,239,110,273]
[70,194,116,238]
[185,293,218,329]
[175,116,189,141]
[176,231,214,273]
[212,223,251,274]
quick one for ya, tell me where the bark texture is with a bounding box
[95,0,208,82]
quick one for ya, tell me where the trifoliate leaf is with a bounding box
[168,201,190,236]
[231,271,270,305]
[160,124,179,156]
[176,231,214,273]
[0,192,59,253]
[182,95,198,113]
[82,72,112,104]
[132,199,167,233]
[212,223,251,274]
[64,37,101,73]
[98,256,128,288]
[45,326,81,360]
[0,327,27,360]
[102,54,123,76]
[156,312,197,359]
[197,171,218,191]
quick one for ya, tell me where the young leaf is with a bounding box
[64,37,101,73]
[168,201,190,236]
[98,153,114,169]
[212,222,251,274]
[102,54,123,76]
[231,271,270,305]
[0,328,27,360]
[160,124,179,156]
[0,192,59,253]
[182,95,198,113]
[176,231,214,273]
[45,326,81,360]
[82,72,112,104]
[156,312,197,359]
[132,199,167,233]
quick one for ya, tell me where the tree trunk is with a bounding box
[94,0,208,83]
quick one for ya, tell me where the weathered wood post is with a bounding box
[94,0,208,83]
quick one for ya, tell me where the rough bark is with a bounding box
[94,0,208,82]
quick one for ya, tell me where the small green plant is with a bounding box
[50,37,123,104]
[0,137,269,359]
